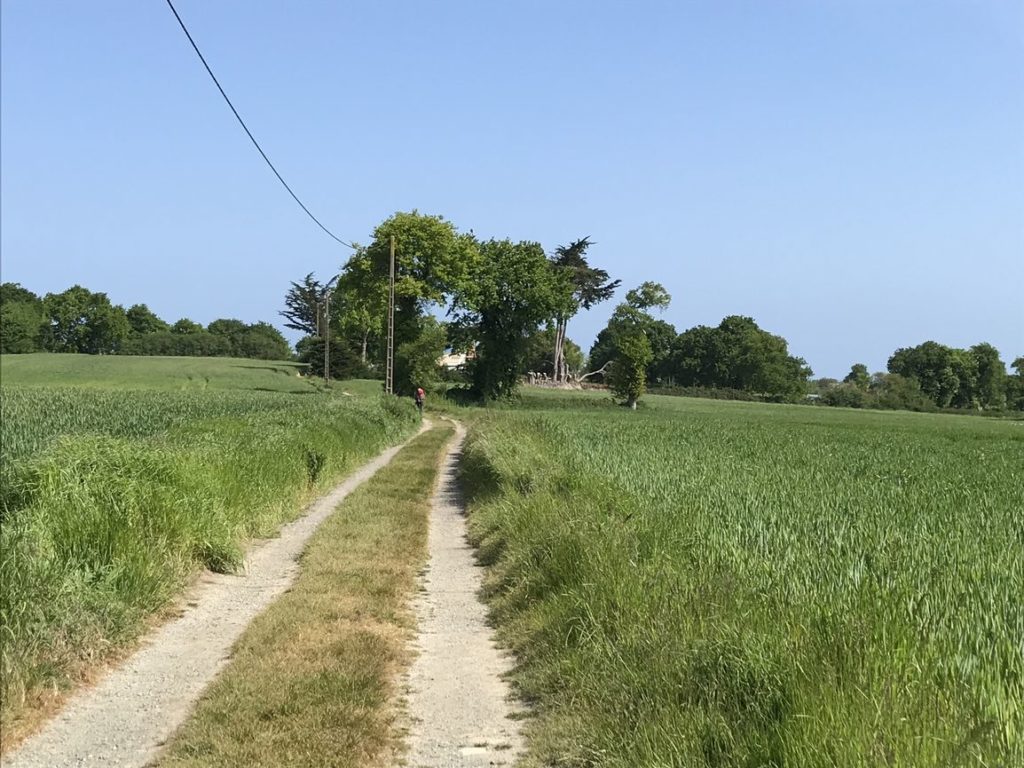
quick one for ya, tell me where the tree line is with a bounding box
[282,210,814,406]
[816,341,1024,412]
[285,209,1022,412]
[5,210,1018,414]
[0,283,291,360]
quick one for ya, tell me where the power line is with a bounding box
[164,0,355,249]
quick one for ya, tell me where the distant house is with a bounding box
[438,346,476,370]
[439,352,467,370]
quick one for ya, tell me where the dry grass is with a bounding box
[155,422,454,768]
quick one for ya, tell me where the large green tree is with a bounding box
[395,317,448,395]
[887,340,1015,410]
[593,281,672,408]
[665,316,811,400]
[969,342,1007,410]
[334,249,386,365]
[362,211,477,350]
[889,341,976,409]
[171,318,205,335]
[452,239,562,400]
[1007,356,1024,411]
[41,286,130,354]
[589,282,674,386]
[235,322,291,360]
[331,212,477,371]
[843,363,871,391]
[125,304,168,336]
[0,283,44,353]
[607,329,653,409]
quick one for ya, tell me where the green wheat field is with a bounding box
[1,355,1021,765]
[0,354,415,737]
[462,391,1023,766]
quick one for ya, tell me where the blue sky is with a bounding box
[2,1,1021,377]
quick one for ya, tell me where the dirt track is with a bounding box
[4,425,427,768]
[404,422,524,767]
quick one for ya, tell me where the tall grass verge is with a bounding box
[0,390,416,743]
[461,406,1023,767]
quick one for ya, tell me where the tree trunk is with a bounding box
[552,317,564,385]
[558,320,568,383]
[627,397,637,410]
[361,329,368,364]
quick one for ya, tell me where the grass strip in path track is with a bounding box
[154,422,454,768]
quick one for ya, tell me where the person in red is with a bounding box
[414,386,425,417]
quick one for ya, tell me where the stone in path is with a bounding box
[4,426,428,768]
[405,423,524,767]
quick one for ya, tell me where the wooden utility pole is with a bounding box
[323,289,332,386]
[385,235,396,394]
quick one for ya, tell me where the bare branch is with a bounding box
[577,360,611,382]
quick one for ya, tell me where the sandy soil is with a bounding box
[404,422,524,767]
[4,423,428,768]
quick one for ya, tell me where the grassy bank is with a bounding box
[461,397,1023,767]
[0,357,416,743]
[155,423,453,767]
[0,353,313,392]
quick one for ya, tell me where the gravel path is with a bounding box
[4,424,428,768]
[404,422,524,767]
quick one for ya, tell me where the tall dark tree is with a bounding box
[281,273,326,336]
[550,237,620,384]
[668,325,723,387]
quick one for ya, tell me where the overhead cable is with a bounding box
[164,0,355,249]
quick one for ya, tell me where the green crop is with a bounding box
[462,396,1024,767]
[0,378,417,736]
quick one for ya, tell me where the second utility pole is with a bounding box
[385,235,396,395]
[323,288,332,386]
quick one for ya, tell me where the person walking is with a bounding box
[414,386,425,417]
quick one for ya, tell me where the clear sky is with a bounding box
[2,1,1021,378]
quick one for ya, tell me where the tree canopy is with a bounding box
[41,286,130,354]
[452,239,562,400]
[887,340,1009,410]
